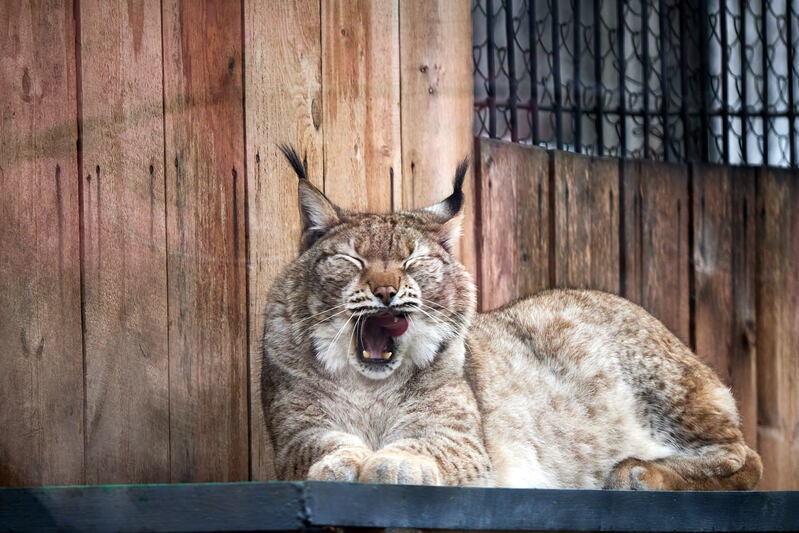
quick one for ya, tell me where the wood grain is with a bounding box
[244,0,323,481]
[621,159,691,346]
[692,164,757,446]
[475,139,550,311]
[79,0,169,484]
[398,0,475,275]
[552,152,620,293]
[755,167,799,490]
[0,0,84,486]
[321,0,400,212]
[162,0,248,483]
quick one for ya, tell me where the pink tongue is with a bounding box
[362,314,409,359]
[372,313,409,336]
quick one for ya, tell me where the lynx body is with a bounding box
[261,147,761,490]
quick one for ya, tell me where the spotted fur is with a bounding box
[261,147,761,489]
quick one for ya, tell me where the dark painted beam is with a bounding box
[1,481,798,532]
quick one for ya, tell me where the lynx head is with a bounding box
[279,145,476,380]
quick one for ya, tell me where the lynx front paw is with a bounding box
[308,449,367,482]
[358,450,442,485]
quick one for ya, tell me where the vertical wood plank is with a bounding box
[475,139,550,311]
[692,164,757,446]
[80,0,169,483]
[162,0,248,483]
[552,152,620,293]
[321,0,400,212]
[245,0,323,481]
[0,0,84,486]
[621,159,691,346]
[398,0,475,274]
[756,167,799,490]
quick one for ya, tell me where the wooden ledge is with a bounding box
[1,481,797,532]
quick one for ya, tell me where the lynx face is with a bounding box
[281,147,475,380]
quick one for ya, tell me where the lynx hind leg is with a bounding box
[607,374,763,490]
[606,445,762,490]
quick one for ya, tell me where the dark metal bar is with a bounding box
[699,0,710,161]
[3,482,799,532]
[529,0,540,144]
[642,0,651,159]
[721,0,730,164]
[787,0,797,167]
[658,0,669,161]
[679,0,690,162]
[593,0,603,155]
[573,0,582,152]
[761,0,769,165]
[475,98,794,118]
[487,0,497,137]
[618,0,627,157]
[0,483,305,532]
[505,0,518,141]
[551,0,564,149]
[740,0,748,164]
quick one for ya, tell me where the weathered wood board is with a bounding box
[399,1,475,273]
[475,139,551,311]
[621,159,691,346]
[0,0,84,486]
[244,0,324,481]
[162,0,248,483]
[79,0,170,484]
[756,167,799,490]
[321,0,400,212]
[692,164,758,446]
[552,152,620,293]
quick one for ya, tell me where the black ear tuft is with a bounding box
[446,157,469,214]
[277,143,308,181]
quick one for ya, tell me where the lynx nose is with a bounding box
[373,285,397,305]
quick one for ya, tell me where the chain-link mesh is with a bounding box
[473,0,799,167]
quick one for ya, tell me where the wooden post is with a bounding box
[244,0,324,481]
[162,0,248,483]
[80,0,170,484]
[0,1,84,486]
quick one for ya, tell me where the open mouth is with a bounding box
[356,312,409,365]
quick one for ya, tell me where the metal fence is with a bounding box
[473,0,799,168]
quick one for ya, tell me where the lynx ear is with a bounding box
[279,144,341,249]
[421,158,469,252]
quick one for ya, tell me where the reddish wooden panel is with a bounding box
[162,0,248,483]
[398,0,475,275]
[80,0,169,484]
[244,0,323,480]
[692,164,757,447]
[552,152,620,293]
[0,0,84,486]
[621,159,690,346]
[321,0,400,212]
[756,167,799,490]
[475,138,550,311]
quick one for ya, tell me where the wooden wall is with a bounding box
[475,138,799,490]
[0,0,471,486]
[1,2,796,492]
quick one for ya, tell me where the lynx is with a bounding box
[261,145,762,489]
